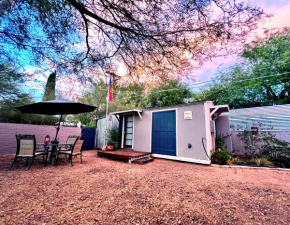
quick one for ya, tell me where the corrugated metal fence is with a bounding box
[229,104,290,131]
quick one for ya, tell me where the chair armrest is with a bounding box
[36,144,46,152]
[58,144,73,151]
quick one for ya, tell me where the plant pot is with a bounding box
[114,142,119,150]
[107,145,114,151]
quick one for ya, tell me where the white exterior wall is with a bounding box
[216,115,233,152]
[204,101,215,156]
[133,103,213,165]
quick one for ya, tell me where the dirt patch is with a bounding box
[0,151,289,225]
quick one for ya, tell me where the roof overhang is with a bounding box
[110,109,143,120]
[210,105,229,119]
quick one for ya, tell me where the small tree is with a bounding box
[237,130,290,159]
[237,130,260,158]
[144,80,192,107]
[69,82,145,126]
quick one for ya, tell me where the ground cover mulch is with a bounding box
[0,150,289,225]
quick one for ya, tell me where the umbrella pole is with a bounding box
[55,114,63,140]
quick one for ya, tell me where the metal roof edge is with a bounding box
[143,101,207,111]
[109,109,143,115]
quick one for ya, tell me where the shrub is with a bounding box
[237,130,290,159]
[215,133,227,149]
[237,130,259,157]
[249,157,272,165]
[227,156,240,164]
[212,147,230,164]
[258,157,272,165]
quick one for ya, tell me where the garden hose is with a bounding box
[202,137,212,162]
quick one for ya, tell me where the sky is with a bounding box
[192,0,290,84]
[22,0,290,101]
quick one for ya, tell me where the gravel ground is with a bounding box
[0,150,289,225]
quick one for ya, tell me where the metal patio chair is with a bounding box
[66,135,79,145]
[9,134,48,170]
[56,139,85,166]
[62,135,79,151]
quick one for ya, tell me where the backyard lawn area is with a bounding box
[0,150,289,225]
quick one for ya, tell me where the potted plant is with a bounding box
[107,126,120,150]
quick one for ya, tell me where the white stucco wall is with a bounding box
[133,103,211,163]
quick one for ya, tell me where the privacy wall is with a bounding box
[0,123,81,155]
[231,131,290,155]
[228,104,290,155]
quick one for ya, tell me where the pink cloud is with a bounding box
[251,2,290,37]
[191,2,290,83]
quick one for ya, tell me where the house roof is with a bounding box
[110,109,143,120]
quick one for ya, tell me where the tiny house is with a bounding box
[108,101,229,165]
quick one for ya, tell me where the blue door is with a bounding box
[152,110,176,156]
[81,128,96,150]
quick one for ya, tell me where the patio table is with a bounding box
[36,143,73,165]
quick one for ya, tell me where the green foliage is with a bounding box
[241,28,290,105]
[237,130,290,159]
[215,134,227,149]
[213,134,232,164]
[260,133,290,158]
[118,83,145,109]
[259,157,272,165]
[237,130,259,158]
[144,80,192,107]
[69,82,145,126]
[252,157,272,165]
[193,28,290,108]
[227,156,240,164]
[0,64,27,101]
[0,64,58,125]
[107,126,120,145]
[0,96,59,125]
[212,148,231,165]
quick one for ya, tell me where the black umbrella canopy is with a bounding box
[16,99,97,141]
[16,99,97,115]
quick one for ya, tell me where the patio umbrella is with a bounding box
[16,99,97,140]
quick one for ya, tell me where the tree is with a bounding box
[42,71,56,101]
[193,28,290,108]
[192,65,261,108]
[144,80,192,107]
[0,63,31,119]
[0,64,28,101]
[0,63,58,124]
[0,0,267,81]
[242,28,290,105]
[69,81,145,126]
